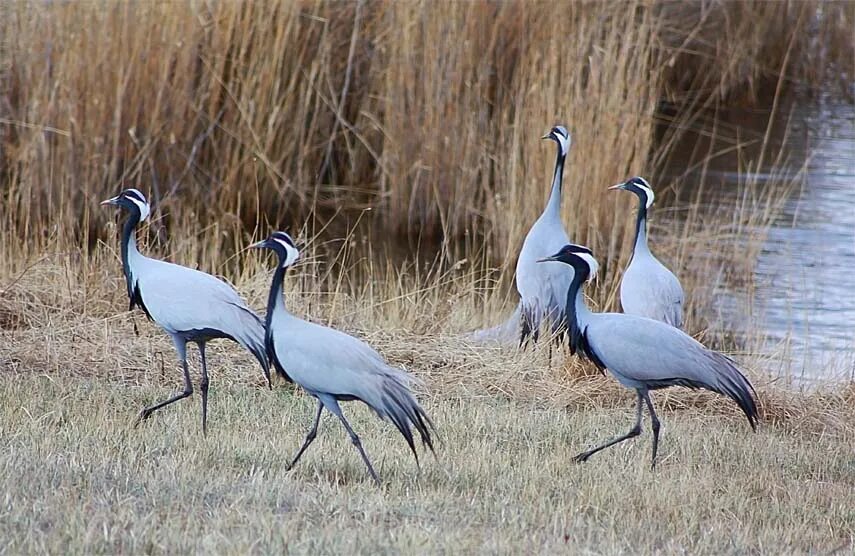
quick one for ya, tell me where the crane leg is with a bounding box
[287,400,324,471]
[135,337,193,427]
[198,342,210,436]
[641,390,662,468]
[319,395,381,486]
[574,390,644,463]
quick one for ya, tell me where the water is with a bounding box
[662,93,855,383]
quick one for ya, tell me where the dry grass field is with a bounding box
[1,373,853,553]
[1,254,854,554]
[2,1,855,554]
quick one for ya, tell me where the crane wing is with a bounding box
[620,255,684,328]
[269,313,434,458]
[516,215,572,325]
[133,257,266,349]
[271,316,405,397]
[583,312,757,427]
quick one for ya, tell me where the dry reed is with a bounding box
[3,1,850,265]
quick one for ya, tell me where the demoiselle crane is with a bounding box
[101,189,278,434]
[538,244,758,467]
[611,177,684,328]
[515,125,573,345]
[252,231,434,485]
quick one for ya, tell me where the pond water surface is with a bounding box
[663,93,855,385]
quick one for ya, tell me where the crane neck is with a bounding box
[120,210,142,299]
[565,266,593,333]
[633,201,650,255]
[264,262,289,331]
[544,146,566,217]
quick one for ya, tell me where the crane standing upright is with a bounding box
[611,177,684,328]
[515,125,574,345]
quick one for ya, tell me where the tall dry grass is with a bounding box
[1,1,655,258]
[4,1,849,259]
[0,1,851,347]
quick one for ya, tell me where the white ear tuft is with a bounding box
[283,243,300,267]
[127,197,150,222]
[273,237,300,267]
[556,133,570,156]
[578,252,599,282]
[635,179,655,209]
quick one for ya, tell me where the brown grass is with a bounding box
[1,1,854,553]
[4,1,850,258]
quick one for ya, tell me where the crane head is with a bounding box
[537,243,599,282]
[250,231,300,268]
[609,176,654,209]
[100,188,150,222]
[542,125,571,156]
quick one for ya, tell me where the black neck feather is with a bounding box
[553,148,566,193]
[264,262,287,332]
[263,259,293,382]
[120,209,141,301]
[563,261,606,371]
[564,263,588,356]
[633,196,648,252]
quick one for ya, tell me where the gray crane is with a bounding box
[516,125,573,345]
[611,177,684,328]
[538,244,758,467]
[252,231,434,485]
[101,189,279,434]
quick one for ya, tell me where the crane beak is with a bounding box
[541,133,551,140]
[100,196,119,206]
[536,256,557,263]
[248,240,267,250]
[608,183,625,191]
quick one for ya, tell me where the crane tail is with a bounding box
[647,353,759,429]
[707,352,759,430]
[374,371,436,462]
[462,303,521,345]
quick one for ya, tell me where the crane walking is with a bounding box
[516,125,574,345]
[101,189,278,434]
[539,244,758,467]
[253,231,434,485]
[611,177,684,328]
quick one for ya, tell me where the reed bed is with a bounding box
[3,1,851,261]
[3,0,850,322]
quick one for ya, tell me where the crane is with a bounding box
[539,243,758,467]
[101,189,278,434]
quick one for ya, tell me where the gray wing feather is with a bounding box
[516,214,573,328]
[272,316,434,458]
[133,256,269,371]
[620,252,684,328]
